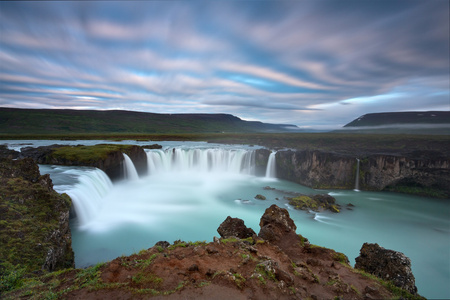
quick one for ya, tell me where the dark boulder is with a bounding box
[0,144,19,159]
[142,144,163,149]
[217,216,256,239]
[355,243,417,295]
[258,204,298,243]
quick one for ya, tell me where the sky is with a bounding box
[0,1,449,130]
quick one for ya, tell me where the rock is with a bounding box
[287,193,340,213]
[258,204,297,243]
[188,264,199,272]
[275,149,450,198]
[255,194,266,200]
[0,158,74,273]
[155,241,170,249]
[142,144,163,149]
[263,186,275,190]
[355,243,417,295]
[18,144,148,181]
[217,216,256,239]
[0,144,19,159]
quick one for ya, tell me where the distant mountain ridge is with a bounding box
[340,111,450,134]
[0,108,298,135]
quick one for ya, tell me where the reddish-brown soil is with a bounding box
[8,237,405,300]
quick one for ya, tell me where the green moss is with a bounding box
[0,262,27,293]
[352,268,426,300]
[220,237,239,244]
[0,168,74,277]
[384,185,448,198]
[288,195,317,210]
[330,205,340,213]
[232,273,246,289]
[51,144,137,163]
[137,253,159,269]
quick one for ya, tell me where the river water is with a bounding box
[4,140,449,299]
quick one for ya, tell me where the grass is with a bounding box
[352,268,426,300]
[0,160,74,280]
[51,144,138,163]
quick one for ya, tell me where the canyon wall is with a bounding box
[272,149,450,197]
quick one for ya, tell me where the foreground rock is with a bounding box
[217,216,256,239]
[4,205,423,299]
[355,242,418,295]
[0,158,74,282]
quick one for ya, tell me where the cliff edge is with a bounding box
[0,158,74,292]
[3,205,424,300]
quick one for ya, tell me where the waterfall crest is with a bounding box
[146,148,255,175]
[66,169,113,226]
[265,152,277,178]
[123,153,139,180]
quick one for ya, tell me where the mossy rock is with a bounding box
[254,194,266,200]
[288,195,317,210]
[51,144,137,164]
[0,158,74,285]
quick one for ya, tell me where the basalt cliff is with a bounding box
[256,149,450,198]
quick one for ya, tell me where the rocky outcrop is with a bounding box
[0,158,74,274]
[217,216,256,239]
[254,148,271,176]
[359,154,450,196]
[355,243,417,295]
[4,204,422,299]
[18,144,147,181]
[286,194,341,213]
[258,205,304,257]
[275,149,450,197]
[0,144,19,159]
[276,150,356,189]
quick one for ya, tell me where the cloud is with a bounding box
[0,0,448,129]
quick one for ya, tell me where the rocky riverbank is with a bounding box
[2,202,423,299]
[0,158,74,292]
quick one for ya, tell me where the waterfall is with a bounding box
[354,158,360,191]
[66,169,113,226]
[265,152,277,178]
[123,153,139,180]
[146,148,256,175]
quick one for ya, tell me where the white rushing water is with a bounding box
[66,169,113,227]
[146,148,255,175]
[265,151,277,178]
[6,140,447,299]
[123,153,139,180]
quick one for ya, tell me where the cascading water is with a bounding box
[33,142,449,299]
[123,153,139,180]
[265,152,277,178]
[354,158,360,191]
[146,148,255,175]
[66,169,113,226]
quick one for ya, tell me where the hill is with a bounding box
[0,108,298,135]
[339,111,450,134]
